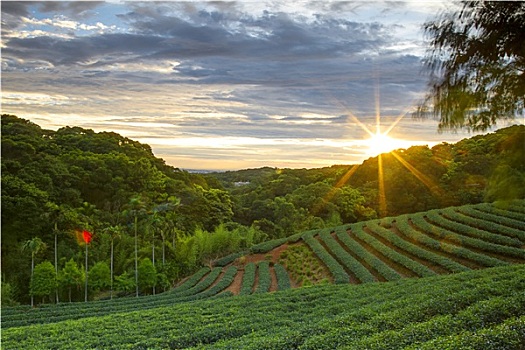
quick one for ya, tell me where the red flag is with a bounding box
[82,230,93,244]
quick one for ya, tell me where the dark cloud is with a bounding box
[1,1,104,31]
[1,1,31,17]
[38,1,103,17]
[3,34,166,66]
[1,2,30,31]
[2,0,395,71]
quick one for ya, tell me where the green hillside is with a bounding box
[2,265,525,349]
[3,114,524,306]
[217,199,525,292]
[3,200,524,348]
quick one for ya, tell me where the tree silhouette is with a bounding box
[419,1,525,131]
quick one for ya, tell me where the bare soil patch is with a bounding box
[224,268,244,295]
[269,266,278,292]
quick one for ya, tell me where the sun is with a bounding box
[365,131,407,157]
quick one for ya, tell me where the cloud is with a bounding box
[2,1,465,170]
[1,1,103,18]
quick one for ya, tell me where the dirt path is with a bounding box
[269,266,278,292]
[224,268,244,295]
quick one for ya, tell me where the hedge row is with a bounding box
[366,220,469,274]
[248,232,305,255]
[440,207,525,242]
[239,263,257,296]
[254,262,272,294]
[274,263,292,291]
[345,293,525,350]
[250,237,289,254]
[505,200,525,213]
[475,202,525,221]
[408,315,525,350]
[213,251,248,267]
[411,214,524,260]
[395,215,499,268]
[303,232,349,284]
[427,210,523,247]
[352,223,436,278]
[2,267,226,329]
[318,229,376,283]
[336,226,402,282]
[410,215,509,267]
[193,266,238,300]
[3,266,214,324]
[4,264,525,349]
[456,206,525,231]
[171,267,211,293]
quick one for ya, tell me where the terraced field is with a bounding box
[3,264,525,349]
[2,200,524,349]
[225,199,525,291]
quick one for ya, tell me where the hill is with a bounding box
[3,114,524,306]
[214,199,525,294]
[2,265,525,349]
[2,199,524,348]
[207,124,525,238]
[1,114,245,304]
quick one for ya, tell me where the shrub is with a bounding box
[30,261,57,304]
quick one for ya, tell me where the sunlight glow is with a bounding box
[365,131,412,157]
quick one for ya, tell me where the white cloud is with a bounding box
[1,91,71,106]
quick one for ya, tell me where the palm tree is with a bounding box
[126,195,147,297]
[153,197,180,266]
[103,225,122,300]
[43,202,63,304]
[22,237,47,307]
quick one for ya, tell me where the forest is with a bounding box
[2,113,524,305]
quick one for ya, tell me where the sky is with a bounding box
[1,1,520,170]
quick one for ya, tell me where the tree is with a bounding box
[125,195,148,297]
[152,196,180,266]
[22,237,47,307]
[89,261,111,293]
[30,261,57,304]
[138,258,157,295]
[115,271,135,295]
[419,1,525,131]
[103,225,122,299]
[1,280,19,307]
[156,272,171,293]
[59,259,84,302]
[44,202,79,304]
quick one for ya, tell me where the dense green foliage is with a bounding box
[3,264,525,349]
[29,261,57,304]
[2,114,524,305]
[2,200,524,348]
[1,115,260,303]
[58,258,84,302]
[210,124,525,229]
[419,1,525,130]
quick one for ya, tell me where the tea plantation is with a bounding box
[2,200,524,349]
